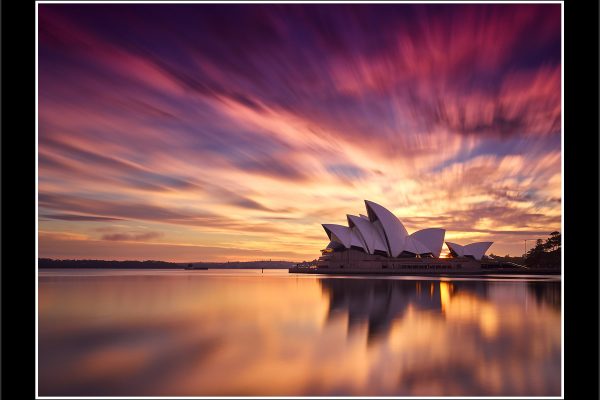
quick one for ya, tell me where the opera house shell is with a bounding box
[316,200,494,272]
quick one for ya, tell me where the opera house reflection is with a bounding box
[320,277,560,395]
[39,271,561,397]
[322,278,560,341]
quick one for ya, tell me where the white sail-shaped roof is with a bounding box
[445,242,465,257]
[464,242,493,260]
[320,201,492,260]
[403,236,430,255]
[325,241,345,251]
[370,220,387,255]
[349,228,366,251]
[364,200,409,257]
[371,220,392,255]
[347,214,387,254]
[410,228,446,257]
[446,241,493,260]
[322,224,351,248]
[415,239,431,254]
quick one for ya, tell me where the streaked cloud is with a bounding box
[101,232,164,242]
[38,3,561,261]
[42,214,126,222]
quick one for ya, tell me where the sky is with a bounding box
[38,3,561,262]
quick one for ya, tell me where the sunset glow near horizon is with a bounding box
[38,3,561,262]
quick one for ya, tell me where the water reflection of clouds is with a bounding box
[38,272,560,396]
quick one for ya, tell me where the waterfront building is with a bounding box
[296,200,497,273]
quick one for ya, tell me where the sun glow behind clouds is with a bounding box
[38,3,561,261]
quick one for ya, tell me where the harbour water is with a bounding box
[38,269,561,396]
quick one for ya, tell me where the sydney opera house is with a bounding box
[294,200,495,273]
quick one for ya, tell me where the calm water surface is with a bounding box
[39,269,561,396]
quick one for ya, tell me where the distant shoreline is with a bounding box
[38,258,296,270]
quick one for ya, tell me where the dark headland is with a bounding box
[38,258,296,270]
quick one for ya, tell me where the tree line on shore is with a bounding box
[38,258,296,269]
[38,259,179,269]
[522,231,561,268]
[488,231,561,269]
